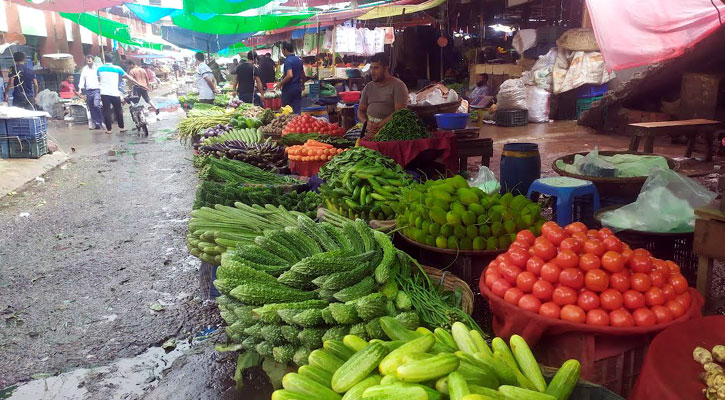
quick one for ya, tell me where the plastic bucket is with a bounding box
[500,142,541,195]
[435,113,469,130]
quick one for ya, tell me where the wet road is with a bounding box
[0,108,225,397]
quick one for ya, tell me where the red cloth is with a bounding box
[289,159,327,177]
[630,315,725,400]
[357,131,458,171]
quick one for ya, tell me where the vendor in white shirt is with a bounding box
[78,55,103,130]
[194,52,217,104]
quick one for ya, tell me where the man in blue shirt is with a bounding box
[276,42,303,114]
[4,52,38,110]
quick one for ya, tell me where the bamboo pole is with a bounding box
[97,11,105,62]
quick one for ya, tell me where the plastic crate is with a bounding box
[576,95,603,118]
[577,83,609,98]
[7,136,47,159]
[495,109,528,127]
[1,117,47,138]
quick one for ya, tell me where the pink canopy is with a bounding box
[586,0,725,70]
[10,0,127,13]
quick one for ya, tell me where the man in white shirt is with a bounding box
[78,55,103,130]
[194,52,217,104]
[97,52,143,134]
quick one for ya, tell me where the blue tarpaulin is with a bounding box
[125,3,180,23]
[291,26,326,39]
[161,25,252,53]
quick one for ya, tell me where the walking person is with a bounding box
[98,53,143,134]
[276,42,303,114]
[79,55,104,129]
[4,52,38,110]
[194,52,217,105]
[127,60,159,114]
[234,51,264,106]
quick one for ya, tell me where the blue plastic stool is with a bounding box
[527,177,601,226]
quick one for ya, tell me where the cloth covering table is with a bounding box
[630,315,725,400]
[289,159,327,177]
[357,131,459,172]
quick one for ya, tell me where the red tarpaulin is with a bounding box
[11,0,127,12]
[586,0,725,70]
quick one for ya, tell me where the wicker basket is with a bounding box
[44,56,76,74]
[556,28,599,51]
[421,265,474,315]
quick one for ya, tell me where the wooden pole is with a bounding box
[97,11,105,62]
[316,21,320,79]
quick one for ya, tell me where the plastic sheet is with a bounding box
[36,90,60,115]
[556,152,670,178]
[552,48,615,94]
[496,79,527,110]
[468,165,500,194]
[574,147,615,177]
[512,29,537,55]
[525,86,550,123]
[600,169,716,233]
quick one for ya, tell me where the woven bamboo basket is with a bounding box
[421,265,474,315]
[556,28,599,51]
[45,56,76,74]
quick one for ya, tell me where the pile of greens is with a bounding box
[373,109,429,142]
[198,157,300,186]
[194,181,321,218]
[318,147,400,181]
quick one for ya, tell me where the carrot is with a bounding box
[305,139,334,148]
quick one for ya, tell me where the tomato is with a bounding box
[543,227,567,246]
[559,238,582,254]
[565,222,588,235]
[526,256,545,276]
[633,308,657,327]
[541,221,561,236]
[644,287,665,307]
[540,263,562,283]
[587,229,600,239]
[552,286,578,306]
[560,305,586,323]
[516,230,536,245]
[586,309,610,326]
[675,291,692,309]
[623,290,646,309]
[632,248,651,258]
[651,258,669,275]
[516,271,537,293]
[496,253,513,265]
[599,289,624,311]
[504,287,525,305]
[621,248,634,265]
[609,309,635,327]
[577,290,600,311]
[651,305,673,324]
[583,239,606,257]
[499,263,522,285]
[609,272,631,292]
[518,294,542,313]
[666,260,681,275]
[491,279,511,297]
[539,302,561,319]
[600,227,614,236]
[630,273,652,292]
[554,250,579,269]
[571,231,589,244]
[510,240,530,250]
[507,248,530,268]
[661,283,677,301]
[532,279,554,301]
[583,269,609,292]
[668,274,688,294]
[603,236,624,252]
[629,255,652,273]
[484,269,501,288]
[649,271,666,288]
[559,268,585,290]
[579,253,601,271]
[601,251,625,273]
[533,239,557,261]
[666,299,686,318]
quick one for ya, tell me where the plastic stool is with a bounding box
[527,177,601,226]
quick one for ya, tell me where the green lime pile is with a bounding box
[396,176,545,251]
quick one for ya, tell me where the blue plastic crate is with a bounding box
[7,136,47,159]
[577,83,608,98]
[2,117,47,138]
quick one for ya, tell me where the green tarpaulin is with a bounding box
[183,0,276,14]
[171,12,314,35]
[60,12,164,50]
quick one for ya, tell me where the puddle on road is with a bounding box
[0,331,215,400]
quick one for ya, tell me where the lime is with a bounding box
[453,225,466,239]
[486,237,498,250]
[450,202,466,215]
[460,237,473,251]
[490,221,503,237]
[429,222,441,236]
[498,235,511,249]
[465,225,478,239]
[446,211,462,226]
[440,224,454,237]
[472,237,485,251]
[435,236,448,249]
[447,235,459,250]
[461,211,476,226]
[479,224,492,238]
[425,235,436,247]
[468,203,484,216]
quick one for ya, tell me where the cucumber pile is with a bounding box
[397,176,546,251]
[214,216,424,366]
[200,128,264,145]
[272,321,581,400]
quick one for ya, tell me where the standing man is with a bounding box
[127,60,159,114]
[258,53,276,87]
[194,52,217,105]
[357,52,409,138]
[276,42,303,114]
[98,52,143,134]
[172,62,181,80]
[79,55,103,129]
[5,52,38,110]
[234,51,264,106]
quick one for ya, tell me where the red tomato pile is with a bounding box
[282,114,346,136]
[484,221,693,328]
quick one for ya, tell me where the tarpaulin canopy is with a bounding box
[357,0,445,20]
[125,3,181,24]
[182,0,276,14]
[586,0,725,70]
[161,25,252,53]
[291,26,327,39]
[171,12,315,35]
[60,12,164,50]
[11,0,125,12]
[217,42,253,56]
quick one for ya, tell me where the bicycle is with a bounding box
[125,95,148,137]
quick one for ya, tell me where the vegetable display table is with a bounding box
[630,315,725,400]
[480,278,704,397]
[357,131,459,172]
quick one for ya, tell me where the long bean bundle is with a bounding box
[198,157,300,185]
